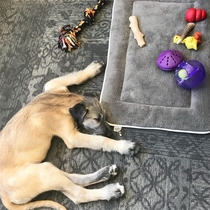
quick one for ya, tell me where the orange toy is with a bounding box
[173,32,202,50]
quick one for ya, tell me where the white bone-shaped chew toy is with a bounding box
[129,16,146,47]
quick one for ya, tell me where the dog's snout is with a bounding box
[106,130,113,138]
[104,122,114,138]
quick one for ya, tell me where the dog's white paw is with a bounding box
[109,164,118,176]
[99,164,118,182]
[103,183,125,200]
[118,140,136,155]
[87,60,105,76]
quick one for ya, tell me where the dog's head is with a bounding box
[69,95,113,137]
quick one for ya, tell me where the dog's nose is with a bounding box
[106,131,113,137]
[105,127,114,138]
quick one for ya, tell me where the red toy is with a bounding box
[185,8,207,22]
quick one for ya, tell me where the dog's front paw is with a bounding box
[93,60,105,67]
[87,60,105,76]
[118,140,139,156]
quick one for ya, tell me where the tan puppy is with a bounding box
[0,61,136,210]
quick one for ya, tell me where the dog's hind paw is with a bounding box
[98,165,118,182]
[103,183,125,200]
[109,164,118,176]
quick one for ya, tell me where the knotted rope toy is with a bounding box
[58,0,106,52]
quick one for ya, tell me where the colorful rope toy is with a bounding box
[58,0,106,52]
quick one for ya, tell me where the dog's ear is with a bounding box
[69,103,87,125]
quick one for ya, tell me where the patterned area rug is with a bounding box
[1,0,210,210]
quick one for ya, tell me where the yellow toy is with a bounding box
[173,32,202,50]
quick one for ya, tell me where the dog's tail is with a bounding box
[2,198,67,210]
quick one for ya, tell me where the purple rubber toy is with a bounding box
[175,60,206,89]
[156,50,183,71]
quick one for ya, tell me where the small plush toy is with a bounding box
[58,0,106,52]
[173,32,202,50]
[185,8,207,22]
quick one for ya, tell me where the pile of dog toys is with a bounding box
[157,7,207,89]
[173,7,207,50]
[58,0,106,52]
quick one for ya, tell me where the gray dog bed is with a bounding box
[100,0,210,133]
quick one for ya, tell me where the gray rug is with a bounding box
[1,1,210,210]
[100,0,210,133]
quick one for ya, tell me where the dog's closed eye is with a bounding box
[93,114,102,123]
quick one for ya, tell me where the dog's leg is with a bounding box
[59,130,136,155]
[67,164,118,187]
[44,60,104,91]
[63,183,124,204]
[7,162,124,205]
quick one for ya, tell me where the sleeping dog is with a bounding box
[0,61,136,210]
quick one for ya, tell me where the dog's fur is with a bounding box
[0,61,136,210]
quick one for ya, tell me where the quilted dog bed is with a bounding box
[100,0,210,133]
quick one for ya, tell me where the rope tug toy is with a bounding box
[58,0,106,52]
